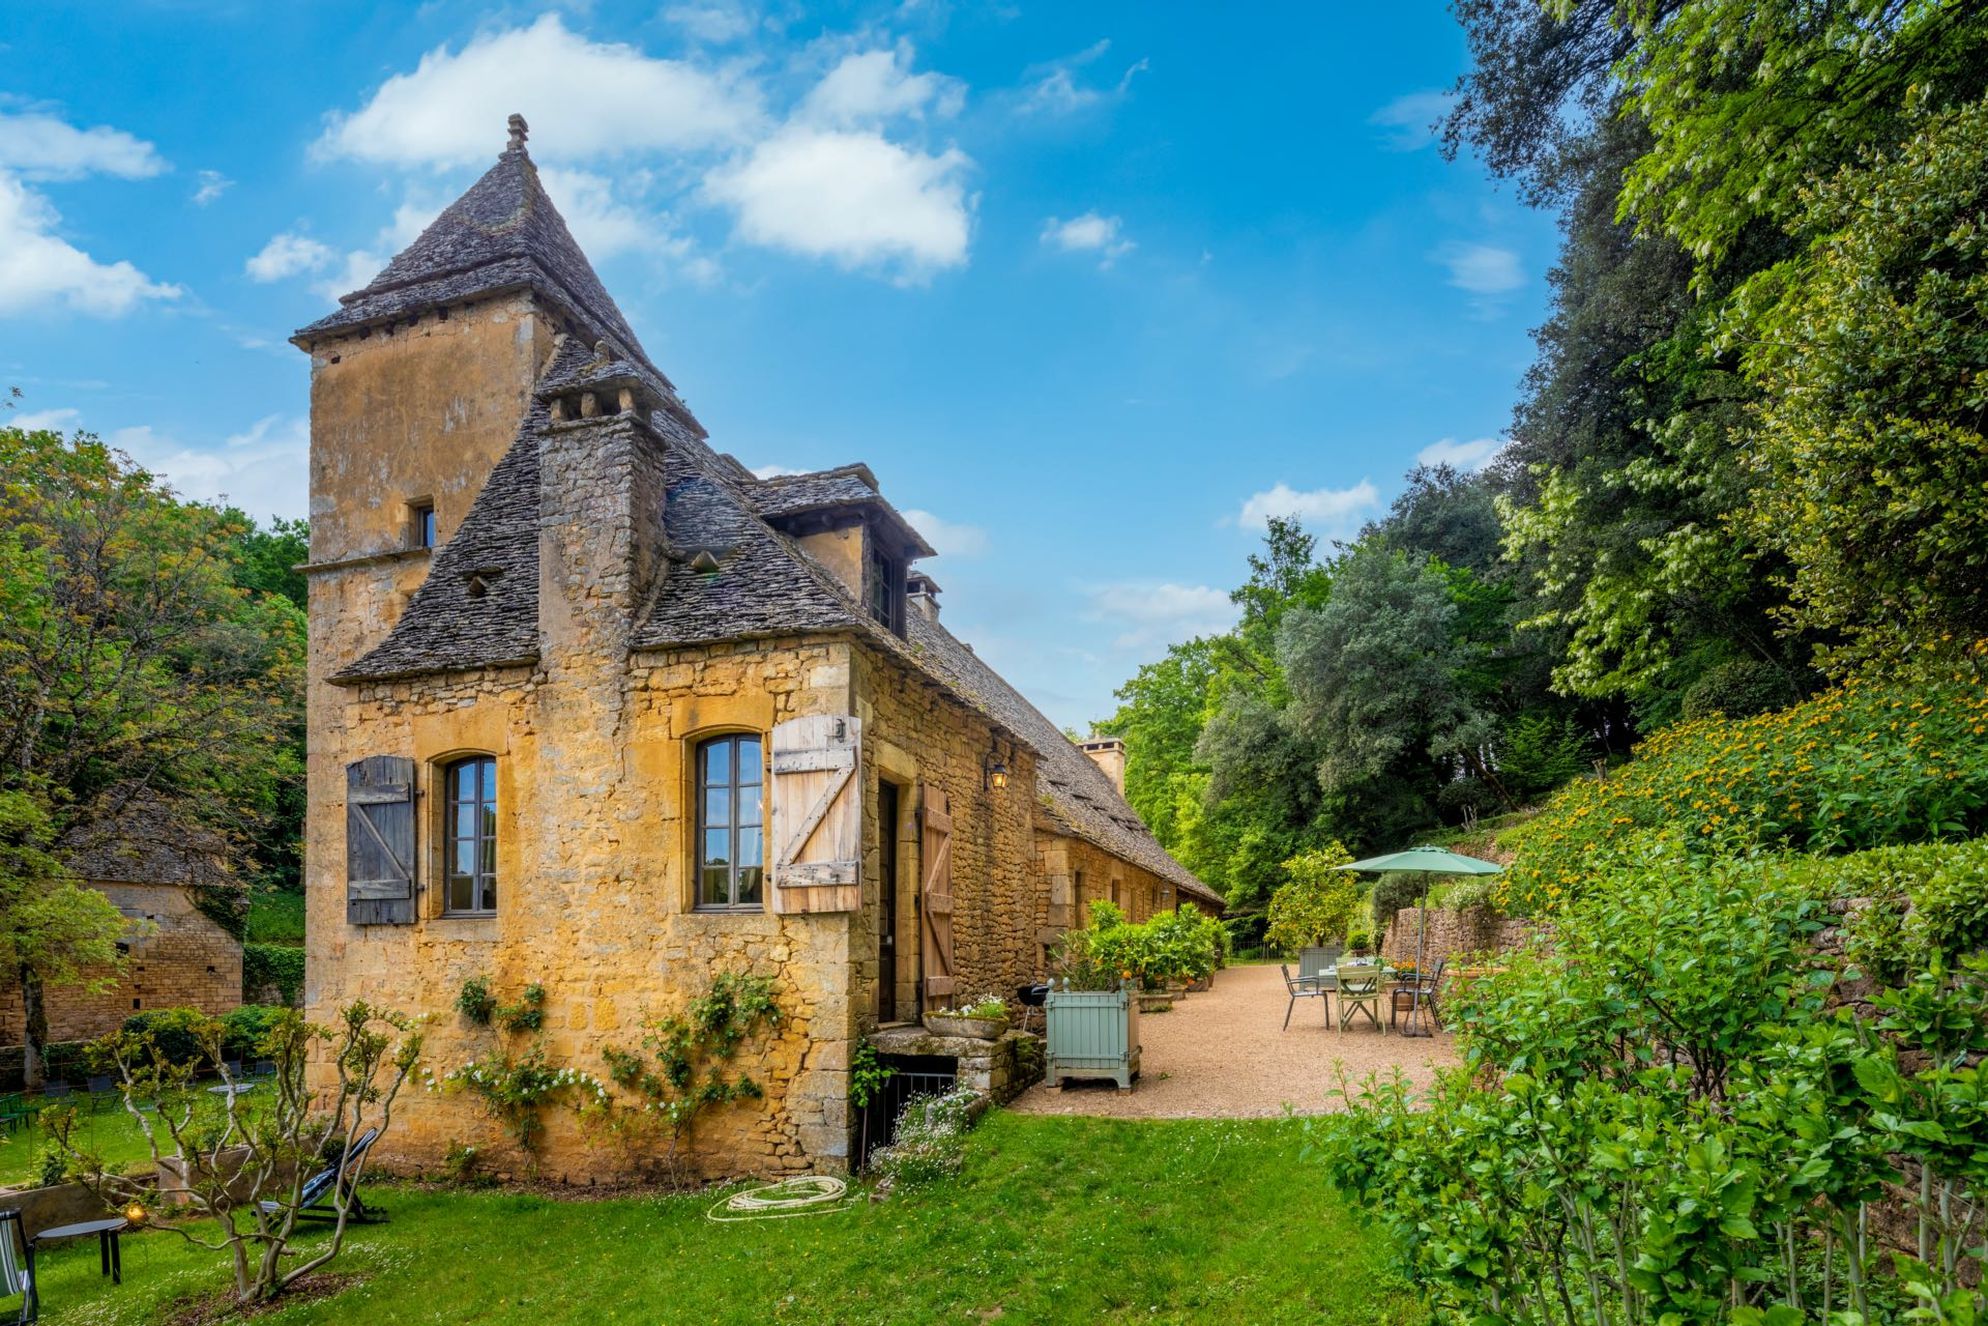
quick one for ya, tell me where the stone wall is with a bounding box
[0,880,242,1046]
[1381,906,1542,973]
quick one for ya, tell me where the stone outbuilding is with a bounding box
[0,800,244,1067]
[295,117,1217,1179]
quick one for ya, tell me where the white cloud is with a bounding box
[903,508,988,558]
[1433,242,1523,295]
[1237,479,1381,534]
[1018,41,1147,116]
[704,127,972,279]
[1040,212,1133,267]
[749,463,807,479]
[11,407,81,431]
[111,415,310,521]
[1369,90,1454,151]
[801,47,964,126]
[0,112,166,181]
[315,14,761,168]
[0,173,181,317]
[1085,581,1236,651]
[245,231,335,282]
[191,170,232,206]
[663,2,755,43]
[1417,436,1503,471]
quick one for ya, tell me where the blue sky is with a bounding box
[0,1,1555,729]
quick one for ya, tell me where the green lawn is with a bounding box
[0,1102,158,1189]
[29,1113,1420,1325]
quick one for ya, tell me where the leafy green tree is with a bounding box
[1262,842,1358,954]
[0,426,304,1082]
[1364,464,1503,575]
[1278,544,1498,839]
[1733,97,1988,669]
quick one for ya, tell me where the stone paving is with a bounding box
[1008,961,1461,1120]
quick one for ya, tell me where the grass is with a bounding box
[245,892,305,946]
[29,1113,1421,1325]
[0,1102,158,1190]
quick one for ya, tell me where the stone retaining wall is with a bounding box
[1381,906,1542,972]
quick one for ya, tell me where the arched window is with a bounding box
[696,734,763,910]
[443,756,498,914]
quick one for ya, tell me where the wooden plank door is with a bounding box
[920,786,954,1006]
[769,714,863,913]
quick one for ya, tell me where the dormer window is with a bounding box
[866,540,904,637]
[410,501,437,550]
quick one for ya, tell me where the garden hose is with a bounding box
[706,1174,854,1222]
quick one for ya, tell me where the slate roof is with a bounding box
[316,119,1218,911]
[62,791,234,889]
[294,131,657,377]
[901,610,1223,909]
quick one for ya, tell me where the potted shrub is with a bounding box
[923,994,1008,1040]
[1346,927,1373,958]
[1042,909,1141,1092]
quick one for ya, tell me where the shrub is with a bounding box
[1052,901,1225,990]
[1681,657,1798,720]
[1369,873,1429,940]
[118,1008,216,1069]
[455,976,496,1025]
[1499,668,1988,913]
[870,1088,977,1188]
[219,1005,288,1062]
[1496,713,1591,802]
[241,943,304,1005]
[1262,842,1358,953]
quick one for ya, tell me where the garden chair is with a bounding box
[1280,965,1330,1030]
[1337,968,1383,1033]
[84,1077,115,1113]
[0,1209,37,1323]
[261,1127,384,1225]
[0,1097,25,1138]
[37,1084,70,1103]
[1402,956,1447,1031]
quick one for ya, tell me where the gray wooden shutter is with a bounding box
[347,756,416,925]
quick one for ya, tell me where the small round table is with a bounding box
[33,1216,129,1284]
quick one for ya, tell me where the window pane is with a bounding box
[477,757,495,806]
[737,864,763,905]
[480,834,496,879]
[703,787,731,829]
[703,740,732,785]
[455,800,477,843]
[737,738,762,785]
[448,872,472,913]
[739,785,762,828]
[701,864,730,907]
[702,828,730,869]
[454,838,476,880]
[480,877,497,912]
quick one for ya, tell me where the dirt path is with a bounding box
[1008,962,1461,1119]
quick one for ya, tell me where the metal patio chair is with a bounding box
[1280,965,1330,1030]
[1337,967,1383,1033]
[261,1127,385,1225]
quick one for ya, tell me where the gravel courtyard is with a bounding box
[1008,962,1461,1119]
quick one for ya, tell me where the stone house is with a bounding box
[0,803,244,1063]
[295,118,1216,1179]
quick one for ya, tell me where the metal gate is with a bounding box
[855,1053,957,1170]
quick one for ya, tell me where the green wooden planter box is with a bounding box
[1045,984,1141,1092]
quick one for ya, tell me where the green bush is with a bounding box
[1500,671,1988,913]
[1680,657,1798,721]
[1051,901,1225,990]
[118,1008,218,1068]
[242,942,304,1005]
[220,1005,289,1062]
[1369,873,1429,940]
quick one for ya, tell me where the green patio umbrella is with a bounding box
[1336,846,1502,1035]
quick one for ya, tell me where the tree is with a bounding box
[1262,842,1359,954]
[1278,544,1498,840]
[1733,97,1988,669]
[1363,464,1503,575]
[0,427,304,1083]
[52,1003,420,1305]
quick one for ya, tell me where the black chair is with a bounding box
[84,1077,115,1113]
[1404,956,1448,1030]
[260,1127,384,1225]
[0,1209,37,1323]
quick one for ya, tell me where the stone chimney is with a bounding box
[1079,736,1126,794]
[908,571,941,622]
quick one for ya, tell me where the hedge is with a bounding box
[243,942,305,1005]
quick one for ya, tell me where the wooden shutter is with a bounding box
[920,786,955,1002]
[346,756,416,925]
[769,715,862,913]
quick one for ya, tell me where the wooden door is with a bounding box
[346,756,416,925]
[919,786,954,1007]
[768,714,862,913]
[877,781,900,1022]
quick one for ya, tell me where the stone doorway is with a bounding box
[877,780,901,1023]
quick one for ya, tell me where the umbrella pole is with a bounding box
[1408,880,1431,1037]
